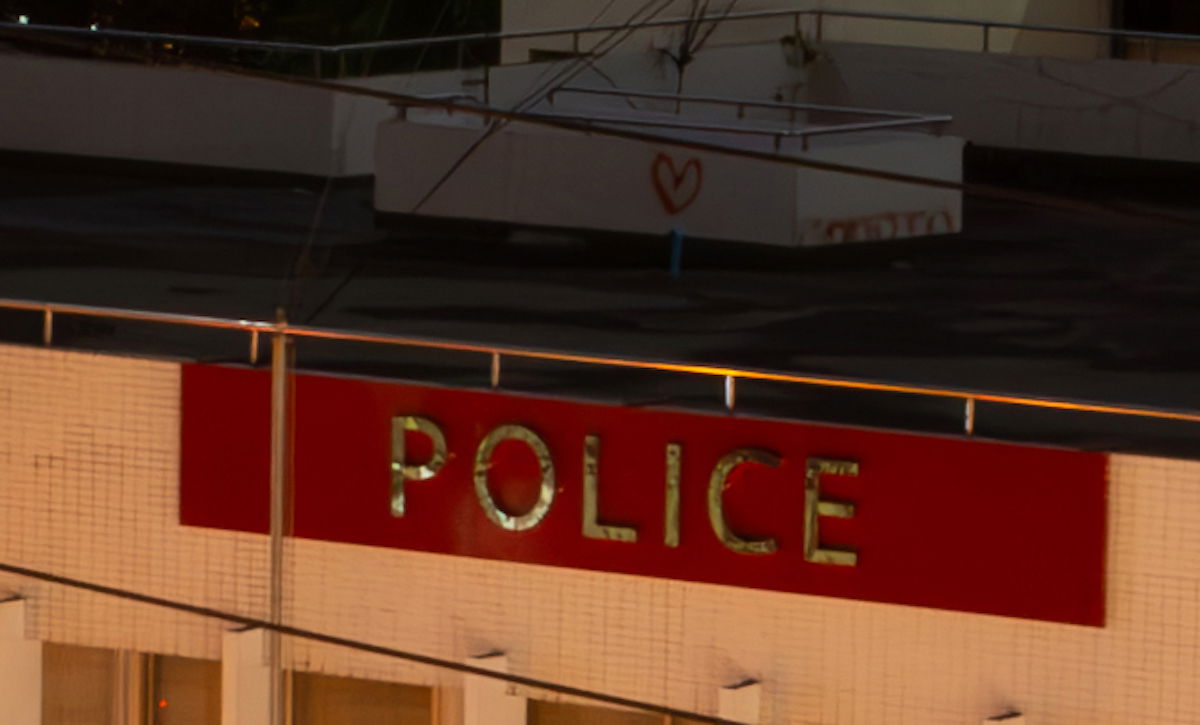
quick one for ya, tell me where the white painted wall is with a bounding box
[377,44,961,248]
[808,42,1200,163]
[374,114,962,246]
[0,50,479,177]
[3,344,1200,722]
[0,0,1158,179]
[499,0,1111,62]
[0,40,802,177]
[0,52,335,175]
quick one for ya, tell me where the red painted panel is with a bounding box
[180,363,1108,626]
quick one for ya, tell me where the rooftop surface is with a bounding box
[2,151,1199,457]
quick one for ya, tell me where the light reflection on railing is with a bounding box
[541,87,952,150]
[4,297,1200,437]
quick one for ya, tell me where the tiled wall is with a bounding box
[1,343,1198,724]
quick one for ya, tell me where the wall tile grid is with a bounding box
[0,345,269,660]
[2,344,1199,724]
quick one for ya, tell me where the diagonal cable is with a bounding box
[0,560,745,725]
[408,0,679,213]
[2,26,1198,231]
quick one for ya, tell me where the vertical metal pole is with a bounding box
[268,309,290,725]
[490,352,501,388]
[249,329,260,366]
[724,375,736,411]
[112,650,147,725]
[41,308,52,346]
[982,24,990,52]
[964,397,976,435]
[1111,0,1126,59]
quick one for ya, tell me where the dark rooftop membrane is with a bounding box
[1,149,1200,458]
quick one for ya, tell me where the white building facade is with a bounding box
[0,335,1197,724]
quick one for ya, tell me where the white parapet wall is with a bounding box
[808,41,1200,164]
[6,0,1181,177]
[0,50,333,175]
[374,110,962,247]
[499,0,1111,63]
[0,37,815,177]
[0,48,470,177]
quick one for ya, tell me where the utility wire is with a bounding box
[2,26,1198,231]
[290,0,463,325]
[408,0,679,213]
[0,560,744,725]
[253,70,1200,230]
[511,0,676,111]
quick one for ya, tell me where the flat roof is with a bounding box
[1,150,1198,458]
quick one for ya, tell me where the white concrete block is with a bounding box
[464,653,525,725]
[0,599,41,725]
[718,679,760,724]
[221,627,271,725]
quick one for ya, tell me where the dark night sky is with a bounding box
[0,0,499,41]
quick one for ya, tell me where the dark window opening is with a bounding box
[1117,0,1200,34]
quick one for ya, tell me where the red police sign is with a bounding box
[181,363,1108,626]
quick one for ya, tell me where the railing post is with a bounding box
[572,31,580,55]
[982,24,990,52]
[41,308,52,346]
[267,308,291,725]
[724,375,736,410]
[964,397,976,435]
[490,352,501,388]
[249,329,260,366]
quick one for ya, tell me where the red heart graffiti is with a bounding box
[651,153,703,215]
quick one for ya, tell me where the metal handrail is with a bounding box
[3,8,1199,62]
[5,296,1200,431]
[549,87,942,121]
[518,109,949,150]
[809,8,1200,44]
[0,20,323,51]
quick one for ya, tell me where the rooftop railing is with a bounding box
[3,8,1199,78]
[540,87,951,149]
[4,297,1200,442]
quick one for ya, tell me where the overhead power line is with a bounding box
[0,560,744,725]
[2,26,1198,232]
[408,0,680,213]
